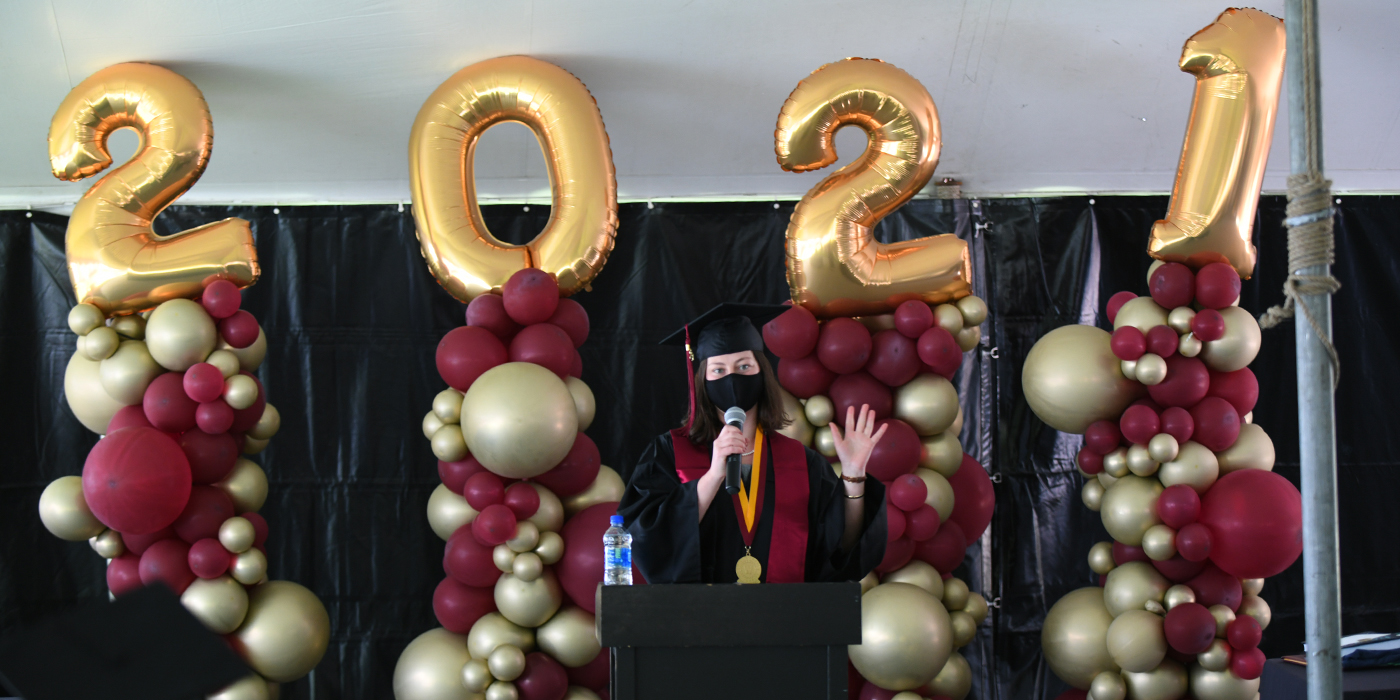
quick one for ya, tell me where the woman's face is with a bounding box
[705,350,760,380]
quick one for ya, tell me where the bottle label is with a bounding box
[605,545,631,571]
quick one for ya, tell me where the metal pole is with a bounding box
[1285,0,1342,698]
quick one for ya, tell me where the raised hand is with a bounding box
[829,404,887,479]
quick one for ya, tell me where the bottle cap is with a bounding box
[609,515,623,527]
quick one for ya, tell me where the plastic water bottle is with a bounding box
[604,515,632,585]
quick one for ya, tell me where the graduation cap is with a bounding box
[660,303,790,429]
[0,584,250,700]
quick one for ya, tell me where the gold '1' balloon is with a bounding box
[1148,8,1285,278]
[409,56,618,301]
[48,63,258,315]
[775,58,971,317]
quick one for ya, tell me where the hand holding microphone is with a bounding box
[721,407,748,494]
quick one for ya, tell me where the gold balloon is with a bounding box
[538,606,601,668]
[423,411,446,441]
[217,459,269,513]
[535,531,564,565]
[39,476,104,541]
[1178,334,1202,358]
[562,466,623,516]
[1241,578,1264,597]
[145,299,218,371]
[1127,445,1160,477]
[1210,605,1237,637]
[248,404,281,441]
[462,659,492,693]
[1098,472,1120,490]
[224,374,260,410]
[934,304,965,335]
[1217,423,1275,474]
[507,521,540,553]
[1200,307,1261,372]
[565,377,596,432]
[963,592,989,626]
[1104,562,1170,617]
[208,674,274,700]
[1107,610,1168,673]
[1104,448,1131,479]
[1122,659,1188,700]
[91,528,125,558]
[462,363,578,478]
[1238,595,1271,630]
[219,328,267,372]
[512,552,543,582]
[469,613,536,659]
[433,389,464,425]
[428,483,478,541]
[849,583,953,691]
[243,437,270,455]
[111,314,146,340]
[486,681,519,700]
[1089,542,1117,575]
[69,303,104,335]
[1121,360,1138,382]
[410,56,617,301]
[929,651,972,700]
[488,644,527,681]
[83,326,120,361]
[1164,585,1197,610]
[432,424,470,462]
[393,628,474,700]
[1148,435,1180,464]
[1114,298,1170,334]
[805,395,835,427]
[776,386,815,445]
[894,374,960,436]
[859,571,880,596]
[494,545,518,573]
[882,560,945,600]
[955,325,981,353]
[776,58,970,318]
[915,468,955,523]
[99,340,162,405]
[949,405,965,439]
[1134,354,1168,386]
[49,63,257,315]
[232,548,268,585]
[494,571,563,628]
[1022,325,1143,434]
[1167,308,1196,335]
[563,687,600,700]
[1189,662,1261,700]
[1142,525,1178,561]
[1042,587,1119,689]
[1090,671,1127,700]
[1100,476,1164,546]
[64,352,127,433]
[1148,9,1285,279]
[950,610,976,647]
[182,575,250,634]
[526,483,564,533]
[957,296,989,327]
[1158,441,1220,493]
[814,426,837,457]
[1084,480,1106,512]
[920,433,962,477]
[1198,639,1232,672]
[233,581,330,683]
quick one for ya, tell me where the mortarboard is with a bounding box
[660,303,789,429]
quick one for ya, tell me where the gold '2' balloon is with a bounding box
[409,56,618,301]
[1148,8,1285,279]
[775,58,971,318]
[49,63,258,315]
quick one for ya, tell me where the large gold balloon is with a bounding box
[928,651,972,700]
[462,363,578,478]
[1042,587,1119,689]
[1023,325,1143,434]
[915,468,954,523]
[1200,307,1262,372]
[98,340,162,404]
[565,377,596,432]
[537,606,601,668]
[146,299,218,371]
[48,63,258,315]
[181,575,250,634]
[494,571,563,628]
[1103,562,1170,617]
[64,352,127,433]
[409,56,617,301]
[1100,476,1163,546]
[1106,610,1168,673]
[393,628,474,700]
[468,613,536,659]
[208,674,274,700]
[1189,663,1261,700]
[1216,423,1275,474]
[1148,9,1284,279]
[428,484,478,541]
[849,583,952,691]
[232,581,330,683]
[1158,442,1220,493]
[881,560,945,600]
[562,465,623,516]
[39,475,105,541]
[894,374,960,436]
[217,459,269,513]
[1122,659,1188,700]
[776,386,815,445]
[775,58,970,318]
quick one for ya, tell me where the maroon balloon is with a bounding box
[947,454,995,542]
[860,680,899,700]
[466,293,521,340]
[503,482,541,519]
[436,326,508,392]
[894,301,935,339]
[1145,325,1179,358]
[1106,291,1138,324]
[864,419,920,482]
[472,504,518,546]
[917,327,962,378]
[1207,368,1259,417]
[867,330,921,387]
[816,318,872,375]
[139,538,195,593]
[200,279,242,319]
[510,323,575,379]
[218,310,260,349]
[1176,523,1213,562]
[1159,407,1195,444]
[762,306,820,359]
[875,536,914,573]
[445,527,502,587]
[1147,355,1211,408]
[1189,397,1241,451]
[1191,309,1226,342]
[1163,602,1217,654]
[1151,555,1206,583]
[517,651,569,700]
[1227,616,1262,650]
[182,363,225,403]
[464,472,507,511]
[547,298,590,348]
[1231,647,1265,681]
[108,405,154,433]
[502,269,561,326]
[558,502,619,612]
[1157,484,1202,529]
[915,520,967,574]
[1195,262,1242,309]
[1110,326,1147,361]
[179,430,239,484]
[1119,404,1161,446]
[829,372,893,423]
[173,485,235,543]
[1077,448,1104,475]
[195,400,235,434]
[1084,420,1122,455]
[906,504,940,542]
[123,527,175,556]
[188,538,231,579]
[1112,542,1150,566]
[777,355,835,398]
[242,511,269,547]
[570,349,583,379]
[439,457,485,494]
[82,427,192,535]
[434,577,497,634]
[566,648,609,691]
[107,553,144,596]
[1188,564,1243,611]
[532,433,601,497]
[144,372,199,433]
[228,373,266,434]
[885,506,907,542]
[1149,262,1195,309]
[888,473,928,512]
[1200,470,1303,579]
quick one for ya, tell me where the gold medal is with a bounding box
[736,551,762,584]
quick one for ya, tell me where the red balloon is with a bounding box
[195,400,235,435]
[107,553,144,596]
[173,485,235,543]
[108,405,153,433]
[1112,542,1149,566]
[1227,616,1262,651]
[472,504,518,546]
[242,512,269,547]
[82,427,192,535]
[123,527,175,556]
[829,372,893,423]
[433,577,497,634]
[1163,602,1217,654]
[144,372,199,433]
[1077,448,1104,475]
[1188,564,1243,611]
[139,538,195,594]
[1207,368,1259,417]
[547,298,590,348]
[466,293,521,341]
[1106,291,1138,324]
[917,327,962,378]
[436,326,508,392]
[1231,647,1265,681]
[179,430,239,484]
[517,652,569,700]
[1150,262,1196,310]
[889,473,928,512]
[1189,397,1240,451]
[1110,326,1147,361]
[200,279,242,319]
[947,454,994,542]
[906,504,940,541]
[865,419,920,482]
[510,323,575,379]
[464,472,506,511]
[558,502,619,612]
[1119,404,1161,446]
[503,482,542,519]
[1160,407,1195,444]
[532,433,601,497]
[1147,355,1211,408]
[1151,555,1206,583]
[228,373,265,434]
[1200,470,1303,579]
[502,269,560,326]
[860,680,899,700]
[218,310,260,349]
[877,537,915,574]
[1195,263,1242,310]
[1157,484,1202,529]
[445,526,502,587]
[188,538,231,579]
[566,648,609,691]
[439,457,485,494]
[894,301,934,339]
[1191,309,1226,342]
[1084,420,1122,455]
[1145,325,1179,358]
[867,330,921,387]
[570,349,583,379]
[777,355,834,399]
[1176,523,1213,562]
[762,306,820,359]
[816,318,872,375]
[915,520,967,574]
[183,363,225,403]
[885,505,907,542]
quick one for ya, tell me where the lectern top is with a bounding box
[598,582,862,648]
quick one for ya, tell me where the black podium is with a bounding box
[598,582,862,700]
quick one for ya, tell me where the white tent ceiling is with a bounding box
[2,0,1396,208]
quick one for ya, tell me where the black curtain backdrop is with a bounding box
[2,196,1396,700]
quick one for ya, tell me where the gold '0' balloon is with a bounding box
[775,58,971,317]
[409,56,618,301]
[1148,9,1285,279]
[48,63,258,316]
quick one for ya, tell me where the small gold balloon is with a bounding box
[423,411,446,440]
[217,459,268,513]
[463,363,578,479]
[1089,671,1127,700]
[849,583,953,691]
[891,693,922,700]
[934,304,964,335]
[1083,480,1106,512]
[805,395,835,427]
[562,466,623,516]
[775,386,815,445]
[494,545,518,573]
[894,374,959,436]
[1210,605,1236,637]
[393,627,472,700]
[434,389,464,425]
[219,327,267,372]
[243,437,269,455]
[182,575,250,634]
[1100,476,1163,546]
[1147,434,1180,464]
[1217,424,1275,474]
[538,606,601,668]
[1198,639,1232,672]
[232,548,268,585]
[1120,360,1138,382]
[248,404,281,441]
[69,303,104,335]
[564,377,596,432]
[1127,445,1160,477]
[488,644,526,681]
[39,476,105,541]
[929,651,972,700]
[1104,448,1130,478]
[1238,595,1271,630]
[957,295,988,327]
[1142,525,1178,561]
[859,571,880,596]
[468,613,536,659]
[512,552,543,582]
[964,593,989,626]
[1134,354,1168,386]
[1107,609,1168,673]
[535,531,564,565]
[234,581,330,683]
[146,299,217,371]
[1164,584,1197,610]
[915,468,955,523]
[955,325,981,352]
[65,352,127,434]
[942,577,970,611]
[920,432,963,476]
[1042,587,1119,689]
[99,340,163,404]
[432,424,470,462]
[1189,662,1260,700]
[206,348,240,377]
[563,687,600,700]
[950,610,976,647]
[83,326,120,361]
[220,516,256,554]
[462,658,492,692]
[486,681,519,700]
[882,560,945,600]
[1158,441,1219,493]
[494,571,563,628]
[91,528,125,558]
[1103,562,1169,617]
[1022,325,1144,434]
[1144,600,1167,615]
[224,374,260,410]
[1167,307,1196,334]
[526,483,565,533]
[1200,307,1261,373]
[1122,659,1188,700]
[208,674,273,700]
[428,484,477,541]
[1178,333,1203,358]
[1113,297,1170,333]
[1088,542,1117,575]
[1241,578,1264,597]
[1098,472,1120,490]
[949,405,965,438]
[507,521,540,553]
[814,426,836,457]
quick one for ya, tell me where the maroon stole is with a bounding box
[668,428,810,583]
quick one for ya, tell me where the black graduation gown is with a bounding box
[618,432,887,584]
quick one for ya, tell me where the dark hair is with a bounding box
[685,352,792,444]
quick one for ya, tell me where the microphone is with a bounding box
[723,407,746,495]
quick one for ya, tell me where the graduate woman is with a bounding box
[618,304,888,584]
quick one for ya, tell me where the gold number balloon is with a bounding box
[49,63,258,315]
[775,58,971,318]
[1148,8,1285,278]
[409,56,618,301]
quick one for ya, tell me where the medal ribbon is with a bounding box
[732,428,765,547]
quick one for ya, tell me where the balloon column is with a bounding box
[1027,10,1291,700]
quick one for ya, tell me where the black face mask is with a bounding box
[706,371,766,412]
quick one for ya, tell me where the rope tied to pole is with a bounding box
[1259,170,1341,388]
